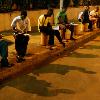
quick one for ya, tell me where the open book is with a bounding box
[52,25,59,30]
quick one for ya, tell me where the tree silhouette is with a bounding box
[63,0,70,8]
[72,0,79,7]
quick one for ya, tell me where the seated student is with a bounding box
[55,7,76,41]
[82,6,93,31]
[0,34,12,67]
[11,10,31,63]
[38,8,65,50]
[89,6,100,28]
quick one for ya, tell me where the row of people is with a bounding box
[38,8,76,46]
[0,7,78,67]
[78,6,100,31]
[0,10,31,67]
[12,8,76,63]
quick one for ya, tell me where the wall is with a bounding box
[0,6,98,32]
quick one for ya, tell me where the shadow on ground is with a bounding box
[33,64,96,75]
[0,74,75,96]
[62,51,98,58]
[80,44,100,50]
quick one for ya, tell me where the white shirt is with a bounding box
[78,11,83,20]
[89,10,99,21]
[38,14,51,31]
[90,10,99,17]
[11,16,31,33]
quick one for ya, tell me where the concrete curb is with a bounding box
[0,29,100,82]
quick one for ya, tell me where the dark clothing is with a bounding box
[15,34,29,57]
[0,40,9,66]
[59,24,74,39]
[56,11,74,40]
[54,30,63,43]
[0,40,8,59]
[97,17,100,28]
[39,25,63,45]
[82,9,90,23]
[88,20,93,30]
[39,26,54,45]
[78,19,82,22]
[82,9,93,30]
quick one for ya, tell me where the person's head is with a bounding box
[84,6,90,10]
[21,10,27,20]
[46,8,53,17]
[95,6,99,12]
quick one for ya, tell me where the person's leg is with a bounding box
[59,24,66,40]
[68,25,76,40]
[54,30,65,47]
[15,34,22,57]
[21,35,29,57]
[88,20,93,31]
[48,33,54,46]
[0,40,8,58]
[0,40,10,67]
[45,28,54,46]
[15,34,26,62]
[61,29,66,40]
[97,18,100,28]
[41,27,55,50]
[54,30,62,43]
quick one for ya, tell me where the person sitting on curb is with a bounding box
[82,6,93,31]
[11,10,31,63]
[89,6,100,29]
[38,8,65,50]
[0,34,13,67]
[55,7,76,42]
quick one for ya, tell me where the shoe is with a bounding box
[70,37,76,40]
[46,45,51,49]
[21,58,25,61]
[49,47,53,50]
[46,45,56,50]
[16,56,25,63]
[1,63,13,68]
[49,46,56,50]
[89,29,93,31]
[62,42,65,48]
[62,39,68,42]
[1,59,13,68]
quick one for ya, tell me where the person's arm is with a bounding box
[89,11,97,21]
[11,16,23,34]
[24,17,31,34]
[12,27,23,33]
[55,12,62,25]
[64,14,69,24]
[0,34,2,39]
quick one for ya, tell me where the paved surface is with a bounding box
[0,29,100,82]
[0,31,100,100]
